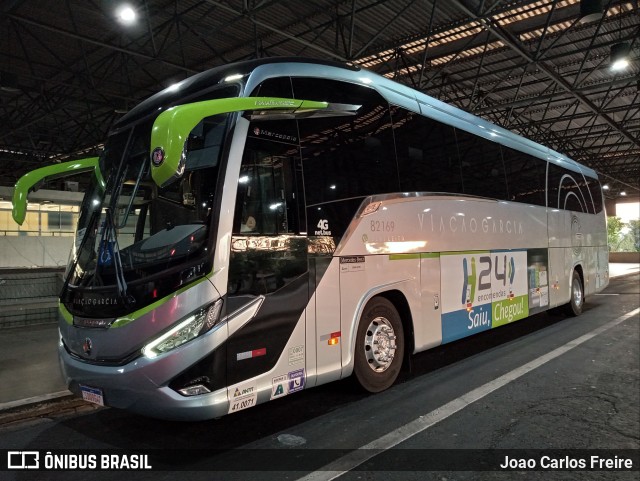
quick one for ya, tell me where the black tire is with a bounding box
[354,297,404,393]
[564,270,584,317]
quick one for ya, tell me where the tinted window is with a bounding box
[547,163,592,213]
[455,129,508,200]
[233,121,301,235]
[293,78,398,206]
[502,147,546,206]
[228,118,307,300]
[585,176,603,214]
[391,108,463,194]
[251,76,294,98]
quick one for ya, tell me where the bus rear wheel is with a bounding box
[565,270,584,316]
[354,297,404,393]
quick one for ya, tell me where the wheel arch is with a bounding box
[377,289,415,361]
[342,284,416,378]
[573,263,584,293]
[565,262,585,316]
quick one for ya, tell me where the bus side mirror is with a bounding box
[149,97,358,187]
[12,157,101,225]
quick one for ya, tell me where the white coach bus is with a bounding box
[12,58,608,420]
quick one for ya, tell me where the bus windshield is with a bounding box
[62,111,232,318]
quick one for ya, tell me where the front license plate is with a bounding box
[80,385,104,406]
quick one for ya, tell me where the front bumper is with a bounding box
[59,323,229,421]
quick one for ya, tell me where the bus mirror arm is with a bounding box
[12,157,100,225]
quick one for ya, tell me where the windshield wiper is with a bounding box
[60,207,100,300]
[96,207,130,305]
[118,154,147,228]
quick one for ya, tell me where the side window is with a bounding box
[547,163,592,213]
[502,147,546,206]
[293,78,398,206]
[228,119,306,299]
[232,121,301,235]
[586,176,603,214]
[250,76,294,98]
[455,128,508,200]
[392,108,463,194]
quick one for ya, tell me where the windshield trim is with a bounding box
[62,103,239,320]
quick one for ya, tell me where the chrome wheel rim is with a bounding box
[573,279,583,308]
[364,316,397,372]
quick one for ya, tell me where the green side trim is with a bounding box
[388,253,441,260]
[150,97,328,187]
[388,254,421,260]
[441,250,490,256]
[59,302,73,325]
[12,157,99,225]
[110,276,210,328]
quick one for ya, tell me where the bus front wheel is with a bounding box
[565,270,584,317]
[354,297,404,393]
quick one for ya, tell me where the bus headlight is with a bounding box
[142,298,223,359]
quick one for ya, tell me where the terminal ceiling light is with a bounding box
[610,42,630,71]
[602,184,610,190]
[620,191,627,196]
[579,0,603,24]
[116,4,137,25]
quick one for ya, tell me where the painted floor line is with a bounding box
[298,307,640,481]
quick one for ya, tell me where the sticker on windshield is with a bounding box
[98,240,114,266]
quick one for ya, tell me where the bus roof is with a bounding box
[246,60,598,180]
[115,57,597,180]
[114,57,357,129]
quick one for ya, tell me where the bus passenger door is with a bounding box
[226,124,309,388]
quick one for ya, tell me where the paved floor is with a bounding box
[0,263,638,409]
[0,323,67,405]
[609,262,640,278]
[0,271,637,480]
